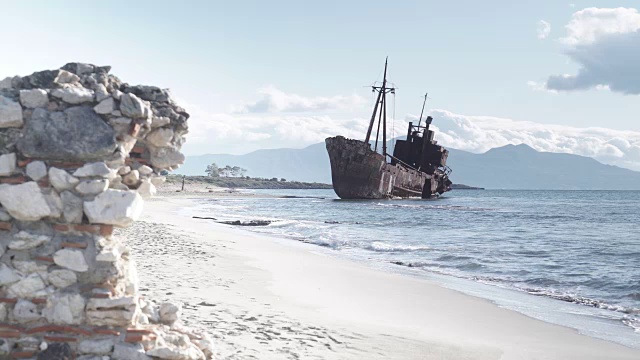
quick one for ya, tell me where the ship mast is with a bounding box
[417,92,428,128]
[365,58,395,156]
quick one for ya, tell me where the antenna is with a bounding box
[417,92,429,128]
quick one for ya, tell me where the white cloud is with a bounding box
[561,7,640,45]
[422,109,640,171]
[232,86,367,113]
[545,7,640,94]
[180,89,640,172]
[537,20,551,39]
[181,99,369,155]
[527,80,557,93]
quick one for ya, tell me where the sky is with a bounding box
[1,1,639,170]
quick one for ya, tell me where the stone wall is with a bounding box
[0,64,213,359]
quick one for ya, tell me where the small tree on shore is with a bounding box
[220,165,232,177]
[209,164,248,177]
[205,163,220,177]
[231,166,247,177]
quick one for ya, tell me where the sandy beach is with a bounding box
[119,194,640,359]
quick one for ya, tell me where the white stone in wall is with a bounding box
[146,128,174,147]
[78,338,115,355]
[13,299,41,324]
[0,264,21,286]
[110,177,129,191]
[86,297,138,326]
[0,77,11,89]
[8,231,51,250]
[48,269,78,288]
[0,95,23,128]
[94,97,115,114]
[120,93,150,119]
[86,309,136,327]
[142,302,160,323]
[96,247,121,262]
[123,170,140,186]
[116,135,137,156]
[160,333,186,349]
[7,273,46,297]
[87,297,137,311]
[137,179,156,199]
[51,87,95,104]
[138,165,153,176]
[73,162,112,178]
[53,249,89,272]
[84,189,143,227]
[60,190,84,223]
[118,166,131,175]
[159,302,182,325]
[76,179,109,196]
[12,260,48,275]
[0,182,62,221]
[112,89,123,100]
[43,293,85,325]
[18,336,41,352]
[124,256,139,296]
[55,70,81,84]
[109,118,132,135]
[76,63,94,75]
[0,153,16,176]
[19,89,49,108]
[0,303,6,322]
[151,116,171,128]
[46,190,63,215]
[49,167,80,191]
[95,84,110,102]
[26,161,47,181]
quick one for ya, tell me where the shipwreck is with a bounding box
[325,59,452,199]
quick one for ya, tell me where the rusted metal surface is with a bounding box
[326,136,430,199]
[326,120,453,199]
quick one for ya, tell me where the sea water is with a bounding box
[192,189,640,348]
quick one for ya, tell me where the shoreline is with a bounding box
[126,194,640,359]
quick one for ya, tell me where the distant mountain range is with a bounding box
[178,141,640,190]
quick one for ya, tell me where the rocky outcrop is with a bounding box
[0,64,212,359]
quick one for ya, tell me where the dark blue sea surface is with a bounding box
[192,189,640,347]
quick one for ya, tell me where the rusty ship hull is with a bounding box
[325,59,452,200]
[326,136,433,199]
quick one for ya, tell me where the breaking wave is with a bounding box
[374,203,493,211]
